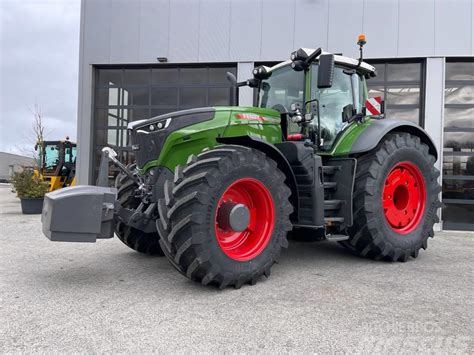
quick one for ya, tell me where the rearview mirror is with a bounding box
[317,54,335,88]
[226,72,237,86]
[342,104,356,123]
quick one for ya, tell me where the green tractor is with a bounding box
[42,39,441,289]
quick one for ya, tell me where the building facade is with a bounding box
[0,152,34,182]
[77,0,474,230]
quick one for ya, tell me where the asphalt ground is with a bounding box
[0,184,473,353]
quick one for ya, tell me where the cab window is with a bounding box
[45,144,60,171]
[356,74,368,112]
[65,146,77,164]
[258,65,305,112]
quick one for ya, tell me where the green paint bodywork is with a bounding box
[325,117,374,156]
[140,106,283,174]
[138,109,378,175]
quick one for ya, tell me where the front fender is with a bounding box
[216,135,299,215]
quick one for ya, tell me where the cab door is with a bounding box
[310,65,365,149]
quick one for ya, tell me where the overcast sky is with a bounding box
[0,0,80,155]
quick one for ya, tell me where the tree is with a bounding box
[30,104,48,169]
[32,104,45,148]
[13,104,53,169]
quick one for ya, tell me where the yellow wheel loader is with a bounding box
[34,138,77,191]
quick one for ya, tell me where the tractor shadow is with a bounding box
[284,239,363,262]
[32,238,374,293]
[281,239,378,271]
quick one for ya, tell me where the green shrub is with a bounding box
[10,170,49,199]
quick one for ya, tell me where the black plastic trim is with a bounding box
[129,107,216,130]
[350,119,438,161]
[276,142,325,228]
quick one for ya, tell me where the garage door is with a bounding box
[92,64,237,180]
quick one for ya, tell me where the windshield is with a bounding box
[44,144,60,171]
[258,65,305,112]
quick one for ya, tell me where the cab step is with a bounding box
[325,234,349,242]
[324,199,344,210]
[324,217,345,224]
[322,165,341,175]
[323,181,337,189]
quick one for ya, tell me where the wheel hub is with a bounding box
[216,202,251,232]
[382,161,426,234]
[214,178,275,261]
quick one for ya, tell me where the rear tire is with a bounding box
[341,133,441,261]
[114,165,164,256]
[157,146,293,288]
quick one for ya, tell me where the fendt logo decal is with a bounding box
[365,96,382,116]
[235,113,279,123]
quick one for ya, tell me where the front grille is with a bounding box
[129,108,216,169]
[130,125,168,168]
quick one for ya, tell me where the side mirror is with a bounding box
[226,72,237,86]
[226,72,238,106]
[342,104,356,123]
[317,54,335,88]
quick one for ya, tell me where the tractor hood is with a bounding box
[128,107,218,169]
[127,106,282,170]
[127,106,280,131]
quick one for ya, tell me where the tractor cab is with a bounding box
[253,47,378,151]
[35,138,77,191]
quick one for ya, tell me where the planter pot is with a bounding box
[20,197,44,214]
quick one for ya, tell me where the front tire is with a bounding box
[341,133,441,261]
[157,146,293,288]
[114,165,164,256]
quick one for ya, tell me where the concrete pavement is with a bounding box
[0,184,472,353]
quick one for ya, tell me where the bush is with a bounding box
[10,170,49,199]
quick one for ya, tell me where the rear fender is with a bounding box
[349,119,438,161]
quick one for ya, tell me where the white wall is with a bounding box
[81,0,474,65]
[424,57,446,231]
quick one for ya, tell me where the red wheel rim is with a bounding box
[382,161,426,234]
[214,178,275,261]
